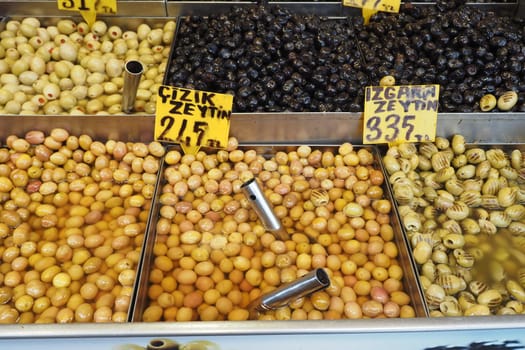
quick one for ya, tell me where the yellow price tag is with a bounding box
[343,0,400,13]
[361,8,378,25]
[363,84,440,144]
[58,0,117,27]
[155,85,234,155]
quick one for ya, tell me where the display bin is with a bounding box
[163,1,525,115]
[0,113,522,348]
[130,143,428,322]
[0,16,175,116]
[382,141,525,317]
[0,115,167,323]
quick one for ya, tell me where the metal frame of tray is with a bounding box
[0,113,520,144]
[0,1,522,17]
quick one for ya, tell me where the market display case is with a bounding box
[0,0,524,349]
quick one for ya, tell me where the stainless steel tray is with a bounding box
[131,143,427,321]
[382,142,525,316]
[0,114,521,337]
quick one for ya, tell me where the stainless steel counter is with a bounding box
[0,113,521,144]
[0,0,524,344]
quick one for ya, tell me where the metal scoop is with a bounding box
[248,268,330,319]
[241,178,290,241]
[122,60,144,113]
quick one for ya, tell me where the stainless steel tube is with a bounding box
[122,60,144,113]
[249,268,330,318]
[241,178,290,241]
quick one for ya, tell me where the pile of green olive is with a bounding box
[385,137,525,316]
[0,128,164,323]
[142,140,416,321]
[0,18,175,115]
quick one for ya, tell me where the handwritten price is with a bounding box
[365,114,430,143]
[59,0,116,14]
[157,116,222,149]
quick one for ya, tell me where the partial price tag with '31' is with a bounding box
[58,0,116,26]
[155,86,234,155]
[342,0,400,24]
[343,0,400,12]
[363,84,440,144]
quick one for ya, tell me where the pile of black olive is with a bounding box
[165,0,525,112]
[167,6,368,112]
[361,0,525,112]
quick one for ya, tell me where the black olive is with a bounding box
[167,3,525,113]
[450,91,463,104]
[314,90,325,100]
[489,36,507,48]
[238,77,251,87]
[450,68,466,82]
[465,64,478,76]
[447,59,463,69]
[237,86,253,98]
[247,68,259,80]
[282,80,294,93]
[218,48,231,59]
[291,73,304,86]
[484,62,498,75]
[463,91,476,104]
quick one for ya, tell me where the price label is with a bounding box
[155,85,233,155]
[363,84,440,144]
[343,0,400,12]
[58,0,117,26]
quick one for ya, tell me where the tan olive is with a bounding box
[497,91,518,111]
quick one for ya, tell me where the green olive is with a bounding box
[100,41,113,54]
[43,100,62,115]
[0,60,9,75]
[86,57,105,74]
[136,24,151,41]
[91,21,108,36]
[0,73,18,85]
[11,60,29,76]
[59,78,74,91]
[6,20,20,33]
[29,56,46,75]
[147,29,163,46]
[4,100,21,114]
[86,72,105,85]
[54,61,71,78]
[76,22,89,35]
[59,92,78,110]
[107,26,122,39]
[45,25,59,39]
[71,86,88,100]
[57,19,77,35]
[0,88,14,105]
[105,58,123,78]
[19,23,38,38]
[42,83,60,100]
[87,84,104,99]
[19,71,39,85]
[58,42,77,62]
